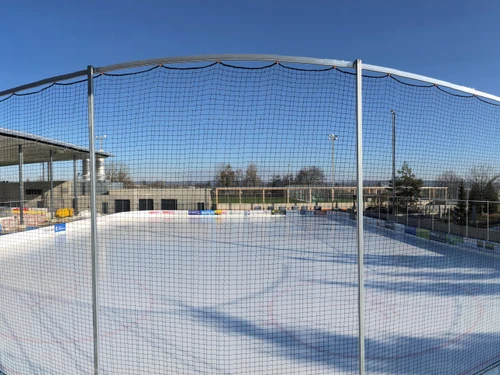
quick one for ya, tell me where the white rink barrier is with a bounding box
[103,210,276,221]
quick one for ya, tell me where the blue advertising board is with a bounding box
[54,223,66,233]
[385,221,395,230]
[405,226,417,236]
[430,231,447,243]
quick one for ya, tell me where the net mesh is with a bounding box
[0,58,498,375]
[93,62,359,375]
[362,73,500,375]
[0,81,92,374]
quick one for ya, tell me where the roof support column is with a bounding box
[73,155,78,215]
[49,150,54,219]
[18,144,24,225]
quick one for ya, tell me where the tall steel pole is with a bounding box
[18,145,24,225]
[88,65,101,375]
[391,110,396,215]
[355,59,365,375]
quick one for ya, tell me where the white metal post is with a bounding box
[73,155,78,215]
[391,109,396,216]
[18,144,24,225]
[355,59,365,375]
[328,134,338,205]
[466,189,469,238]
[487,201,490,241]
[448,207,451,234]
[88,65,101,375]
[49,150,54,219]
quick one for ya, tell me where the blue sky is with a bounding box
[1,0,500,95]
[0,0,499,184]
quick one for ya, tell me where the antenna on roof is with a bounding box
[96,135,106,152]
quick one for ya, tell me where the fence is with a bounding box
[0,55,499,375]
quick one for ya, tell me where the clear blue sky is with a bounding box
[1,0,500,95]
[1,0,499,184]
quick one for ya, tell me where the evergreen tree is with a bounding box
[387,161,423,209]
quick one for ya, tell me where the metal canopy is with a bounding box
[0,128,110,167]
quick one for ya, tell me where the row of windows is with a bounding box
[111,199,204,213]
[26,189,43,195]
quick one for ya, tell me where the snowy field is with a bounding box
[0,212,499,374]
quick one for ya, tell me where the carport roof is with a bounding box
[0,128,110,167]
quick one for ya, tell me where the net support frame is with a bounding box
[18,144,24,225]
[0,53,499,375]
[49,150,53,219]
[355,59,366,375]
[87,65,101,375]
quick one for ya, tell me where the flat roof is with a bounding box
[0,128,110,167]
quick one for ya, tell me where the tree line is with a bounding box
[437,166,500,224]
[214,163,327,188]
[386,162,499,224]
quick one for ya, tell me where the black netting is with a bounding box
[0,58,498,375]
[93,62,358,375]
[363,73,500,375]
[0,80,92,374]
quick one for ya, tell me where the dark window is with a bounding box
[115,200,130,213]
[161,199,177,210]
[102,202,109,214]
[139,199,154,211]
[197,202,205,210]
[26,189,43,195]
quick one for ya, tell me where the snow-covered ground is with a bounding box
[0,212,498,374]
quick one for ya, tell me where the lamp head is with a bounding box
[328,134,339,141]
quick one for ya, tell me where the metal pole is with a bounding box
[487,201,490,241]
[406,199,409,226]
[355,59,365,375]
[391,110,396,216]
[466,189,469,238]
[328,134,338,204]
[73,155,78,215]
[18,145,24,226]
[332,139,335,204]
[378,191,381,220]
[49,150,54,219]
[448,207,451,234]
[88,65,101,375]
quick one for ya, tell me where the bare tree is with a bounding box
[295,166,325,186]
[215,164,240,187]
[468,165,499,214]
[243,163,262,187]
[436,170,462,199]
[468,165,495,191]
[106,161,134,188]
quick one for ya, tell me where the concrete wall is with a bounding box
[0,181,67,206]
[1,181,212,215]
[71,187,212,214]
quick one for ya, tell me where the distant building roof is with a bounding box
[0,128,110,167]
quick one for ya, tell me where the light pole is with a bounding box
[328,134,339,206]
[391,110,396,216]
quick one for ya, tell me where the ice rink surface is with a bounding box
[0,212,499,374]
